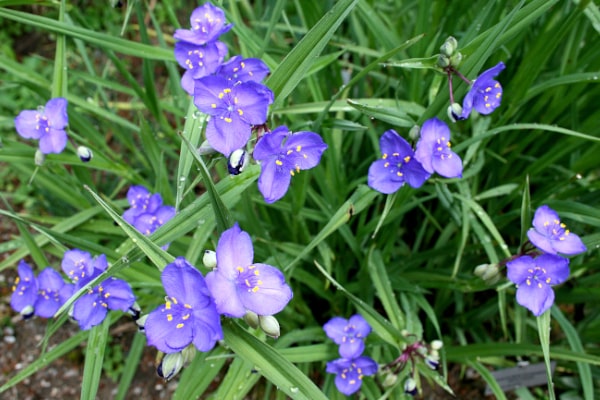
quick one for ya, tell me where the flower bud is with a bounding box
[34,149,45,166]
[227,149,249,175]
[135,314,148,332]
[408,126,420,142]
[157,352,184,381]
[440,36,458,57]
[474,263,501,285]
[20,305,34,320]
[197,140,216,155]
[404,377,417,395]
[450,52,463,68]
[425,354,440,370]
[127,302,141,320]
[181,345,197,364]
[437,54,451,68]
[244,310,260,329]
[381,371,398,387]
[77,146,93,162]
[447,103,464,123]
[430,340,443,350]
[202,250,217,269]
[258,315,280,338]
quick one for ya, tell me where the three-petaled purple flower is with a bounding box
[253,126,328,203]
[173,3,232,46]
[205,223,293,317]
[368,129,430,194]
[10,260,38,318]
[10,261,74,319]
[61,249,136,330]
[506,254,570,316]
[14,98,69,154]
[144,257,223,353]
[414,118,463,178]
[527,205,587,256]
[216,55,270,84]
[34,268,74,318]
[326,356,378,396]
[323,314,372,359]
[194,76,274,156]
[460,62,505,119]
[122,186,176,237]
[174,41,227,95]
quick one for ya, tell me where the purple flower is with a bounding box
[10,260,38,318]
[194,76,273,156]
[61,249,105,287]
[368,130,431,194]
[326,356,378,396]
[122,186,176,238]
[175,41,227,95]
[35,268,74,318]
[507,254,569,316]
[216,55,270,84]
[62,249,135,330]
[323,314,371,359]
[527,205,587,256]
[174,3,232,46]
[72,276,135,330]
[145,257,222,353]
[123,185,163,225]
[253,126,327,203]
[205,223,293,318]
[414,118,463,178]
[14,98,68,154]
[460,62,505,119]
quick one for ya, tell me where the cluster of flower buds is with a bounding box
[381,331,444,396]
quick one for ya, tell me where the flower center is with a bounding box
[525,266,552,289]
[381,152,412,179]
[543,219,570,240]
[163,296,194,329]
[236,265,263,293]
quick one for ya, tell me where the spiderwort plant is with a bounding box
[14,97,69,154]
[326,356,378,396]
[368,129,430,194]
[122,186,176,237]
[506,254,570,316]
[61,249,136,330]
[527,205,587,256]
[10,260,38,319]
[173,2,232,46]
[323,314,372,359]
[205,223,293,318]
[194,76,274,156]
[460,62,505,119]
[144,257,223,353]
[414,118,463,179]
[253,125,328,203]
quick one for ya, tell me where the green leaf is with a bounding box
[0,7,173,61]
[222,320,328,400]
[265,0,359,106]
[80,317,110,400]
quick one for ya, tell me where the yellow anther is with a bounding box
[236,266,244,273]
[382,153,388,159]
[252,286,259,293]
[224,88,232,93]
[404,156,411,162]
[176,323,184,329]
[275,160,283,166]
[296,145,302,152]
[224,117,232,123]
[237,109,243,116]
[167,314,173,321]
